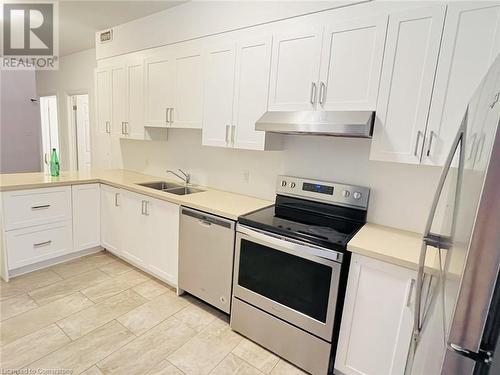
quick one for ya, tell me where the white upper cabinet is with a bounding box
[335,254,416,375]
[172,47,204,129]
[202,44,236,147]
[95,68,111,135]
[423,2,500,166]
[144,54,175,127]
[124,61,145,139]
[268,27,323,111]
[319,15,387,111]
[232,36,273,150]
[370,5,446,164]
[110,66,127,137]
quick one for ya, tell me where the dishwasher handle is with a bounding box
[181,207,235,229]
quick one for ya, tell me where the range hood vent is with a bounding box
[255,110,375,138]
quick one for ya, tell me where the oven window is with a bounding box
[238,239,332,323]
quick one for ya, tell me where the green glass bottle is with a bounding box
[50,148,60,177]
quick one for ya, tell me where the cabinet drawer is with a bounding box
[6,221,73,270]
[2,186,72,230]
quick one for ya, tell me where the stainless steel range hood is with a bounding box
[255,110,375,138]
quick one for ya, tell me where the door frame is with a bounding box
[66,89,90,170]
[38,93,59,173]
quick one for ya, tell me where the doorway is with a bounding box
[39,95,60,174]
[69,94,91,170]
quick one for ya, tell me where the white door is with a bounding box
[120,190,147,268]
[232,36,272,150]
[125,61,145,139]
[335,254,416,375]
[268,27,323,111]
[423,2,500,166]
[144,54,175,127]
[172,47,204,129]
[95,68,111,135]
[370,5,446,164]
[319,15,388,111]
[72,184,100,251]
[39,95,60,173]
[74,94,92,170]
[100,185,121,255]
[202,44,236,147]
[144,197,179,285]
[111,66,126,136]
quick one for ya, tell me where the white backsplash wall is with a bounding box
[119,129,442,233]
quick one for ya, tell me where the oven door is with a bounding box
[233,225,343,342]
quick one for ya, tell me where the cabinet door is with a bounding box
[172,47,204,129]
[100,185,121,255]
[144,198,179,286]
[268,27,323,111]
[319,15,387,111]
[232,36,272,150]
[120,190,147,268]
[202,44,236,147]
[370,5,446,164]
[95,68,111,135]
[72,184,100,251]
[335,254,416,375]
[111,66,127,136]
[144,54,175,127]
[125,61,145,139]
[423,2,500,166]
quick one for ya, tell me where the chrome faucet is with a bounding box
[166,169,190,185]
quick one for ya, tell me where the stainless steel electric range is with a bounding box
[230,175,369,375]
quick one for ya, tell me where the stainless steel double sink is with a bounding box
[136,181,205,196]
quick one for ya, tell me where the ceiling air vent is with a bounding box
[99,29,113,44]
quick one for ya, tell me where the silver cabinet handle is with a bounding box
[414,130,423,157]
[121,122,125,134]
[114,192,120,207]
[141,200,145,215]
[467,133,478,160]
[125,122,129,134]
[143,201,150,216]
[231,125,235,145]
[319,82,326,105]
[169,108,174,125]
[310,82,317,105]
[31,204,50,210]
[34,240,52,248]
[426,130,437,157]
[105,121,111,134]
[225,125,230,144]
[198,219,212,227]
[166,108,170,126]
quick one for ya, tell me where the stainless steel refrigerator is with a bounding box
[406,55,500,375]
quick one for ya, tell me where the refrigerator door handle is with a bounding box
[448,343,493,364]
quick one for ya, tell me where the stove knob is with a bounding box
[342,190,350,198]
[353,191,362,200]
[290,182,296,188]
[281,180,287,187]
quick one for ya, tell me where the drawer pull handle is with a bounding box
[33,240,52,248]
[31,205,50,210]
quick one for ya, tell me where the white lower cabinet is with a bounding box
[100,186,179,286]
[100,184,122,255]
[72,184,100,251]
[335,254,416,375]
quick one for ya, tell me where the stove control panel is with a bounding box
[277,175,369,209]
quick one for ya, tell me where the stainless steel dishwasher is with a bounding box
[178,207,236,314]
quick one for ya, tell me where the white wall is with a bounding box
[118,130,442,233]
[36,48,97,170]
[0,70,42,173]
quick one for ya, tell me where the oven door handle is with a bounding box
[237,224,343,263]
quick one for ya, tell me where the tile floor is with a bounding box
[0,251,307,375]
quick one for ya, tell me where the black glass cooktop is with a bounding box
[239,195,367,251]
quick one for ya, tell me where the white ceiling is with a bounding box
[58,1,186,56]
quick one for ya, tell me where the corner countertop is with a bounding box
[348,223,462,278]
[0,169,273,221]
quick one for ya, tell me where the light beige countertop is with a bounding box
[348,223,461,277]
[0,169,273,220]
